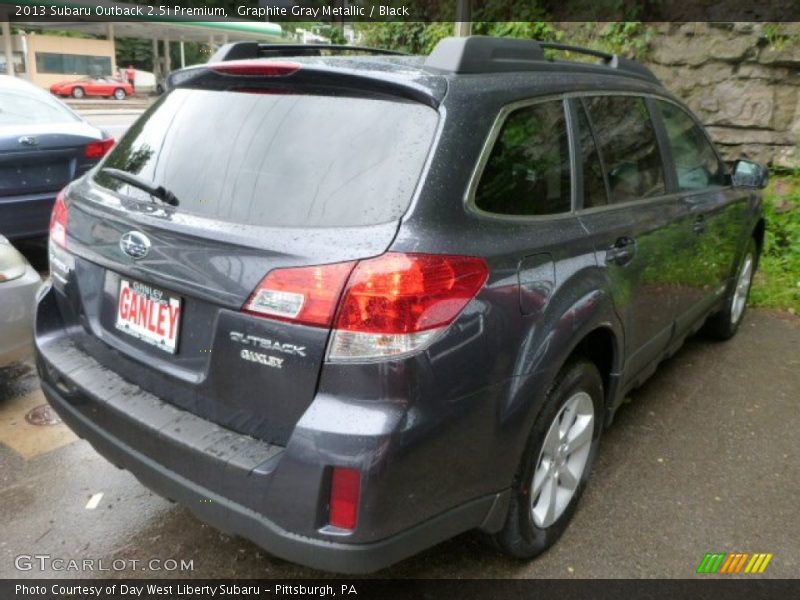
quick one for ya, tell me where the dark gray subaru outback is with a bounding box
[35,36,767,573]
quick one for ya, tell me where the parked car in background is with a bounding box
[35,37,767,573]
[0,75,114,240]
[49,76,133,100]
[0,235,41,368]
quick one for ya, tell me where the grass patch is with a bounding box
[750,174,800,314]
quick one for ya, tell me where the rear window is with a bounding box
[95,89,438,227]
[475,100,571,216]
[0,87,79,126]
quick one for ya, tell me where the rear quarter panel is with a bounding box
[373,75,635,514]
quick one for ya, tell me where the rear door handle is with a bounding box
[605,237,636,266]
[693,214,706,234]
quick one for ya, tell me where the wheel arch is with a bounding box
[487,288,624,527]
[509,279,626,448]
[572,326,619,406]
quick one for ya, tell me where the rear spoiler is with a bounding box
[209,42,406,63]
[166,60,444,108]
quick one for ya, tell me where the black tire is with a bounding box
[113,88,126,100]
[491,358,604,559]
[71,87,85,99]
[704,239,758,341]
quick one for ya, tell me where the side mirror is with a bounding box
[732,159,769,189]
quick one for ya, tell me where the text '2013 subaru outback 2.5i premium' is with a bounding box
[35,36,767,573]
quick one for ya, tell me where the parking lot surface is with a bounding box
[81,110,143,140]
[1,309,797,578]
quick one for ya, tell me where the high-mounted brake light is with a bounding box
[243,253,488,361]
[85,138,115,159]
[210,61,301,77]
[329,467,361,530]
[50,189,69,248]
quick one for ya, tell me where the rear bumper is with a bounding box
[34,284,507,573]
[0,265,41,367]
[0,192,58,239]
[39,376,499,573]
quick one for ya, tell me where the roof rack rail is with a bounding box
[424,36,659,83]
[209,42,406,63]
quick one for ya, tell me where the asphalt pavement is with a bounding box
[1,309,798,579]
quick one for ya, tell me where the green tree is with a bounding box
[116,38,210,72]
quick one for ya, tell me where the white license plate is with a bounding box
[115,279,181,354]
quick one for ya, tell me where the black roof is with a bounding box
[170,36,664,109]
[209,36,660,85]
[424,36,659,83]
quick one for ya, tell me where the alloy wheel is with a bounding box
[530,391,595,528]
[731,254,754,325]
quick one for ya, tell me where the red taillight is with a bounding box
[243,252,488,360]
[329,467,360,530]
[50,189,68,248]
[244,261,355,327]
[335,253,489,335]
[210,61,301,77]
[84,138,114,159]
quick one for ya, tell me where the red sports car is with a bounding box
[50,77,134,100]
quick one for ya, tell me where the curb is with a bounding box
[75,110,146,116]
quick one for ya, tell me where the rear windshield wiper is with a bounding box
[100,168,180,207]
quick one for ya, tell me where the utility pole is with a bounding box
[2,20,14,76]
[454,0,472,37]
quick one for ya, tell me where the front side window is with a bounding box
[582,95,666,204]
[475,100,571,216]
[657,100,726,191]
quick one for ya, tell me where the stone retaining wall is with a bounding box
[645,23,799,168]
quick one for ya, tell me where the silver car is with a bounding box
[0,235,41,367]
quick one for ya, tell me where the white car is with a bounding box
[0,235,41,367]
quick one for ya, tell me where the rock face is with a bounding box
[645,23,799,168]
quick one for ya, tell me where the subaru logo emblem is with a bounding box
[18,136,38,147]
[119,231,151,260]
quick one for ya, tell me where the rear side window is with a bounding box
[582,96,666,204]
[657,100,726,191]
[95,89,438,228]
[475,100,571,216]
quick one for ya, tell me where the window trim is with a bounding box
[465,90,734,221]
[576,94,672,207]
[464,95,577,223]
[570,97,614,211]
[573,92,731,209]
[562,91,731,212]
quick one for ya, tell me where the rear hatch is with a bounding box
[55,75,439,444]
